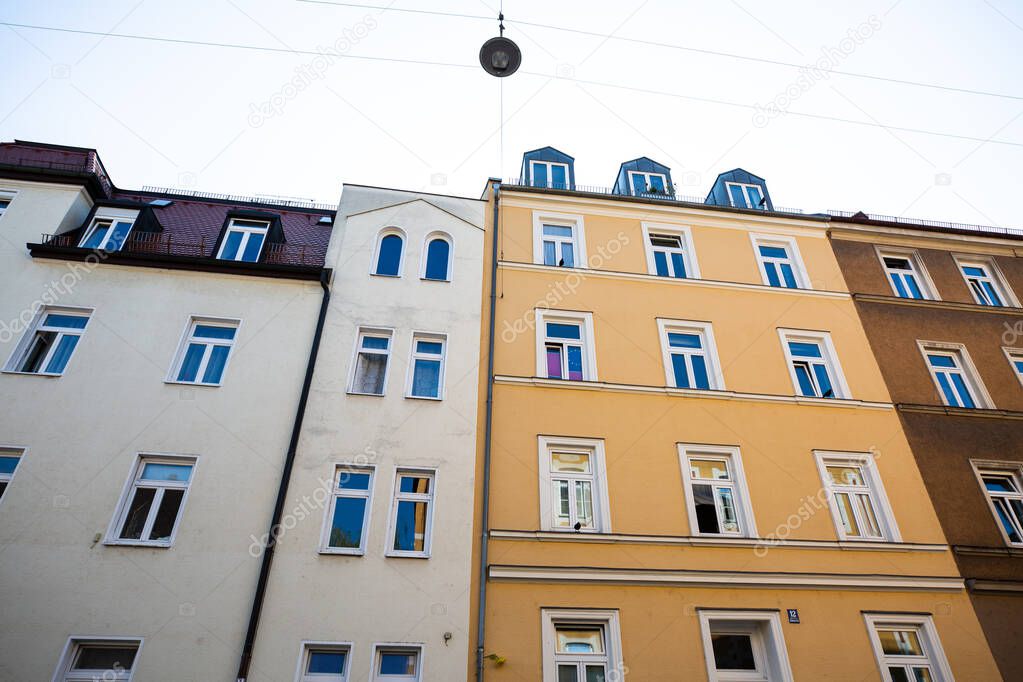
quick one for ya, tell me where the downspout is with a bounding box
[236,267,332,681]
[476,180,500,681]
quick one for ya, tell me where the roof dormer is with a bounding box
[705,168,774,211]
[521,146,575,190]
[613,157,674,198]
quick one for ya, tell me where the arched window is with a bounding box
[374,231,404,276]
[423,236,452,281]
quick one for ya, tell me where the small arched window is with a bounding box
[423,236,452,281]
[374,231,404,276]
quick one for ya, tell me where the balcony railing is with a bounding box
[39,232,323,266]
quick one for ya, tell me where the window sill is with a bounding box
[1,369,63,377]
[319,547,366,556]
[370,272,401,278]
[346,390,385,397]
[385,551,431,559]
[163,379,222,388]
[104,539,172,549]
[541,527,607,534]
[405,394,443,401]
[420,277,450,283]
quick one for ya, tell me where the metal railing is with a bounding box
[40,232,323,266]
[139,186,336,211]
[828,210,1023,238]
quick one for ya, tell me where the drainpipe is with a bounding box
[236,267,332,681]
[476,180,500,681]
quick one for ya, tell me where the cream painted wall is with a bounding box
[248,186,485,682]
[0,179,324,680]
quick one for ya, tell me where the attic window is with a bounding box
[628,171,669,197]
[218,218,270,262]
[148,199,173,207]
[530,160,570,189]
[725,182,766,209]
[318,216,333,225]
[79,209,139,251]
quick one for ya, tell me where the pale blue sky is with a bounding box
[1,0,1021,227]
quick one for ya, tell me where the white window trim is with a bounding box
[371,642,423,681]
[529,159,570,188]
[777,328,851,400]
[724,181,767,209]
[52,636,143,682]
[216,217,271,261]
[104,453,198,548]
[1003,347,1023,389]
[750,234,811,290]
[916,340,993,409]
[370,226,408,277]
[953,253,1019,307]
[532,210,587,267]
[640,222,701,279]
[419,231,453,282]
[627,170,670,196]
[874,246,939,300]
[537,435,612,533]
[404,331,447,400]
[384,467,436,558]
[319,464,376,555]
[698,610,794,682]
[78,207,140,250]
[534,309,598,381]
[346,326,395,396]
[814,450,902,543]
[0,444,27,507]
[3,305,93,377]
[164,315,241,387]
[863,613,954,682]
[540,608,624,682]
[657,318,724,390]
[293,640,353,682]
[678,443,758,538]
[971,459,1023,548]
[0,188,18,222]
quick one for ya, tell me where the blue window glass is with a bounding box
[669,333,702,349]
[417,341,442,354]
[411,359,441,398]
[728,185,746,207]
[106,221,134,251]
[240,232,264,262]
[547,323,581,339]
[393,500,427,551]
[982,281,1004,306]
[399,476,430,494]
[654,251,669,277]
[379,653,416,675]
[544,225,573,238]
[194,325,236,340]
[812,363,834,397]
[746,185,764,208]
[543,241,557,266]
[424,238,450,280]
[81,223,110,249]
[44,314,88,329]
[532,162,548,187]
[308,651,346,674]
[362,336,389,350]
[338,472,371,489]
[789,342,823,358]
[0,456,20,475]
[927,354,955,369]
[963,266,985,277]
[329,497,368,548]
[793,364,817,396]
[140,463,193,482]
[202,345,231,384]
[375,234,403,276]
[671,354,690,387]
[177,343,205,382]
[1014,360,1023,375]
[950,374,975,408]
[551,164,567,188]
[560,241,575,267]
[788,341,834,397]
[648,175,665,192]
[219,231,243,260]
[671,252,687,278]
[567,346,584,381]
[43,335,79,374]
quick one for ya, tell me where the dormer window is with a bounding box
[218,218,270,262]
[628,171,669,196]
[79,209,139,251]
[726,182,766,209]
[529,160,570,189]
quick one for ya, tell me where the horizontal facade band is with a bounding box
[489,564,965,592]
[854,292,1023,316]
[494,375,894,410]
[489,529,948,553]
[953,544,1023,558]
[498,260,852,299]
[965,579,1023,594]
[897,403,1023,420]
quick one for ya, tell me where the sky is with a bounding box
[1,0,1021,227]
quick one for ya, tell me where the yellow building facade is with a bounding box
[471,164,1003,681]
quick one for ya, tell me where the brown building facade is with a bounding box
[830,214,1023,680]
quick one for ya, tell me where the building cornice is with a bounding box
[853,292,1023,316]
[953,544,1023,559]
[488,564,965,592]
[896,403,1023,421]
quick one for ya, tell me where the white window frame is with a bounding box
[1004,347,1023,389]
[347,327,394,396]
[750,234,810,289]
[532,211,587,267]
[725,181,767,209]
[105,453,198,548]
[0,188,17,221]
[777,329,851,400]
[78,207,139,251]
[419,231,453,282]
[953,254,1019,307]
[535,310,597,381]
[404,332,447,400]
[540,609,624,682]
[537,436,612,533]
[216,217,270,262]
[4,305,93,377]
[0,445,26,506]
[971,459,1023,547]
[370,227,407,277]
[52,636,143,682]
[917,341,993,409]
[678,444,757,538]
[165,316,241,387]
[657,319,724,390]
[875,247,938,300]
[863,613,954,682]
[294,640,352,682]
[319,464,375,555]
[698,610,794,682]
[385,468,436,558]
[814,450,901,542]
[371,643,423,681]
[627,170,670,196]
[641,222,700,279]
[529,159,570,188]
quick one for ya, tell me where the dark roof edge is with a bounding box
[829,213,1023,242]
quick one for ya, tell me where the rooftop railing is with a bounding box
[139,186,336,211]
[828,210,1023,238]
[40,232,323,266]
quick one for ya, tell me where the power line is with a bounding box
[4,20,1022,149]
[297,0,1023,102]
